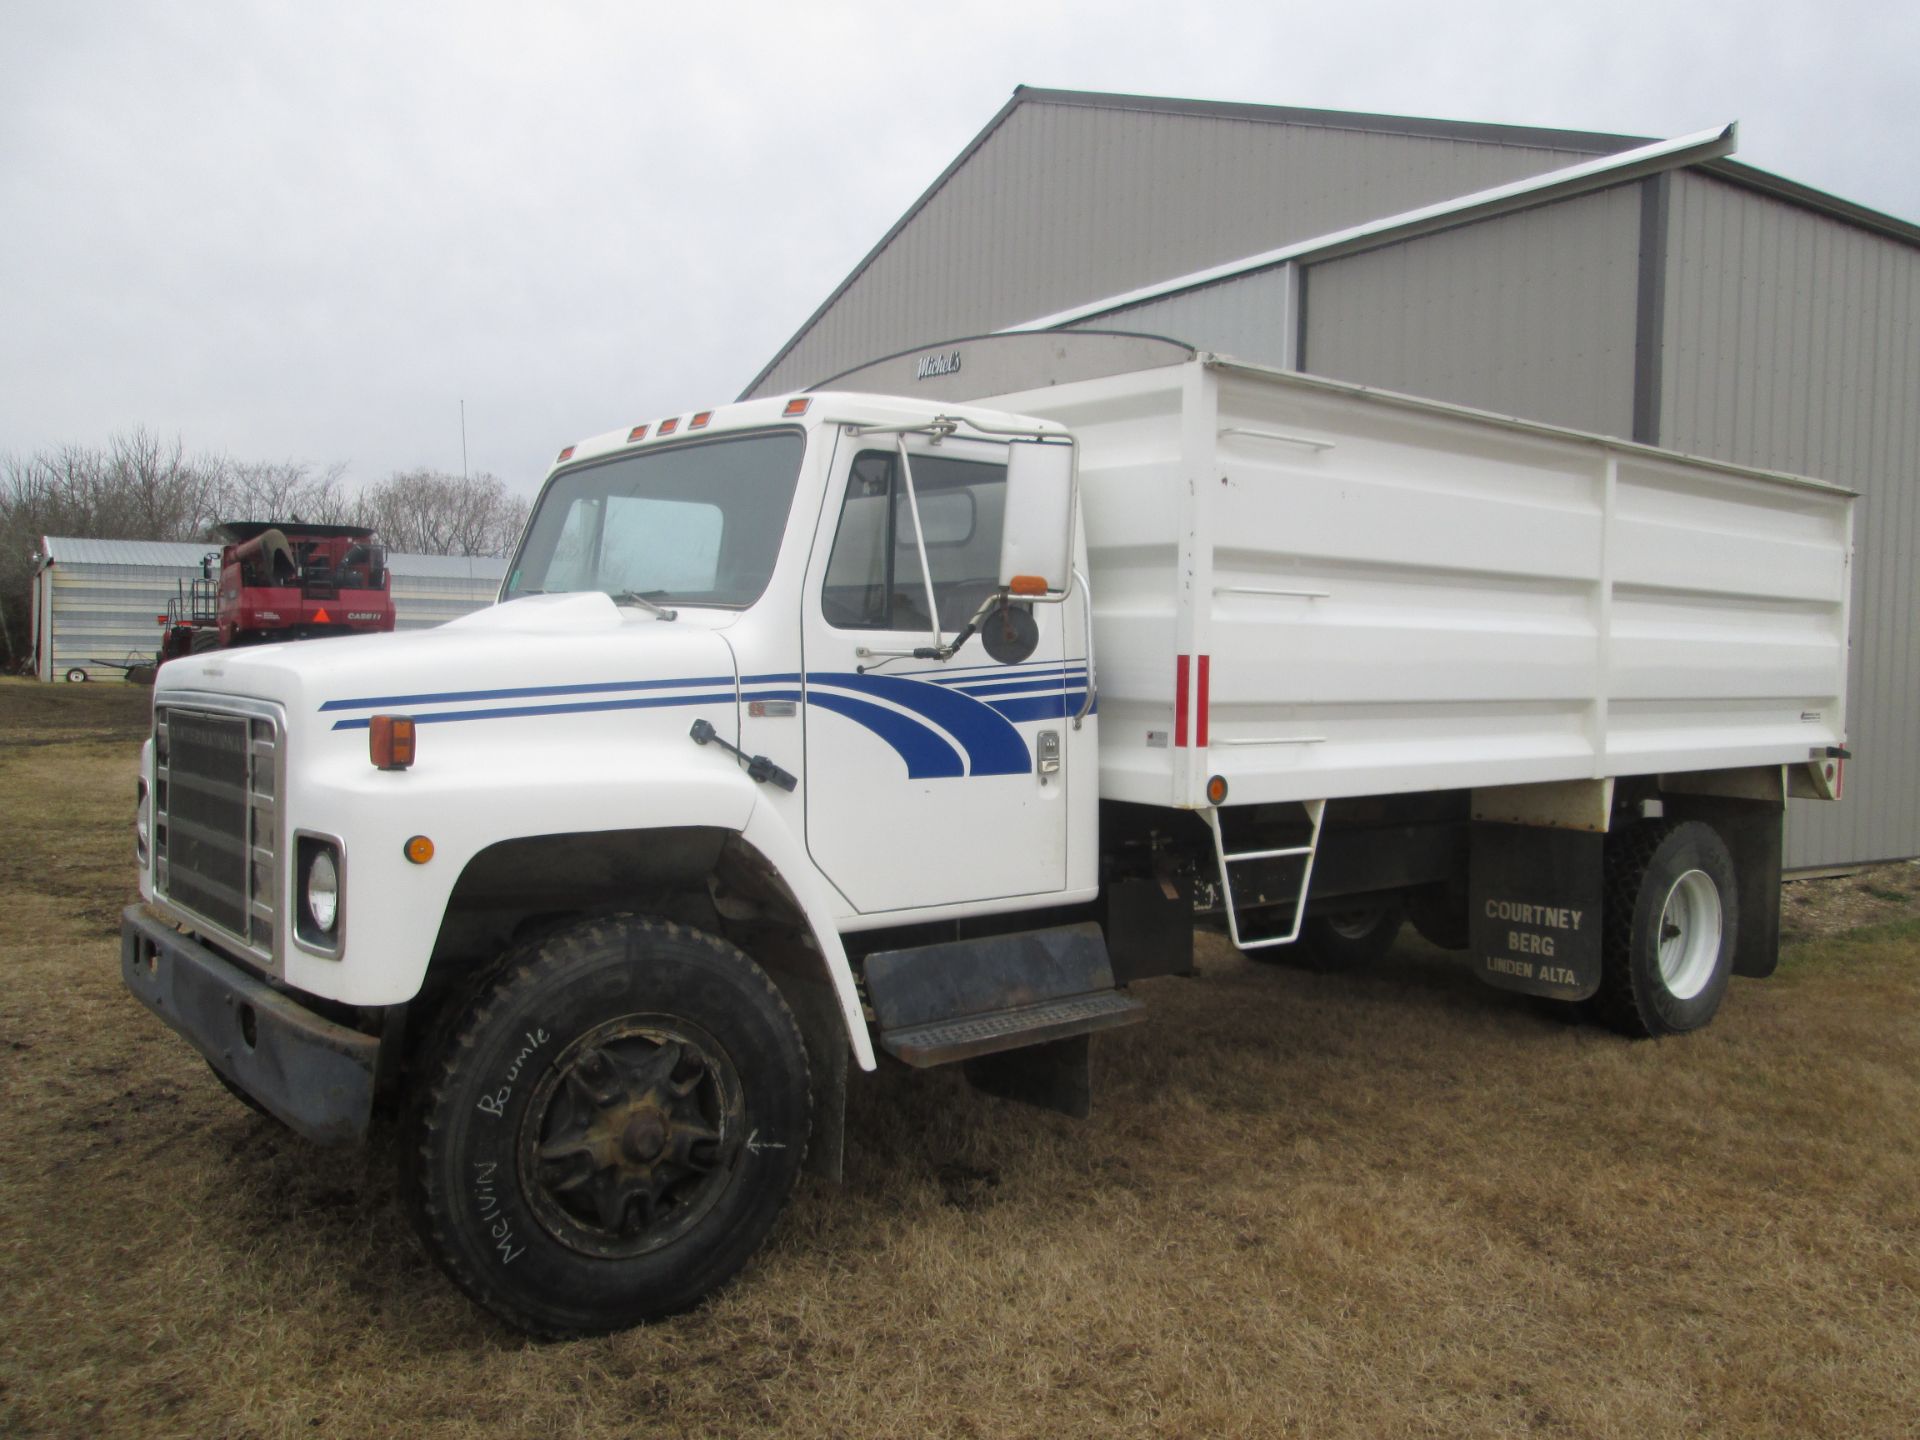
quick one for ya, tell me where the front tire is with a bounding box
[404,915,810,1337]
[1594,821,1738,1037]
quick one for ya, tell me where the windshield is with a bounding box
[505,429,806,607]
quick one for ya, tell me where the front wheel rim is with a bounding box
[1656,869,1723,1000]
[519,1016,743,1259]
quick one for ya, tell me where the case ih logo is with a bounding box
[914,350,962,381]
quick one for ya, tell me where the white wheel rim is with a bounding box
[1327,911,1379,940]
[1656,869,1722,1000]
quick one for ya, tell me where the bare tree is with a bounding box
[209,459,358,529]
[0,437,527,669]
[0,430,226,666]
[358,469,529,557]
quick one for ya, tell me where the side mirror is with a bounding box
[998,438,1075,596]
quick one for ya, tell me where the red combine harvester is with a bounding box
[155,522,395,669]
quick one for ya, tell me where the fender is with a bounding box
[738,794,878,1071]
[278,749,763,1004]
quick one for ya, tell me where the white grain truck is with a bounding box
[122,333,1853,1335]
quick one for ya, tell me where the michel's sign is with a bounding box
[914,350,962,381]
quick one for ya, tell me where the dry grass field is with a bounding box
[2,675,1917,1440]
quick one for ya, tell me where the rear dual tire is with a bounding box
[1594,820,1738,1037]
[1250,901,1404,970]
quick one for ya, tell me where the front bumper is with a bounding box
[120,906,378,1144]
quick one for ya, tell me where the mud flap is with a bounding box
[964,1034,1093,1119]
[1469,823,1603,1001]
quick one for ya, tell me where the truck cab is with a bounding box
[123,388,1109,1337]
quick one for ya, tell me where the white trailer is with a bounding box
[120,332,1853,1337]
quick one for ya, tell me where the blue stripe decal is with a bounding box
[927,665,1085,688]
[320,675,735,712]
[806,672,1030,776]
[914,660,1084,684]
[799,690,965,778]
[331,691,737,730]
[322,666,1088,775]
[944,676,1074,700]
[988,691,1092,723]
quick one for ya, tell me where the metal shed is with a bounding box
[32,536,505,683]
[746,87,1920,870]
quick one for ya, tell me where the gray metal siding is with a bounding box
[753,101,1600,397]
[1299,184,1645,437]
[43,562,181,680]
[1068,266,1296,365]
[1661,170,1920,867]
[390,573,501,630]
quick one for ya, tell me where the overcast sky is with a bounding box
[3,0,1914,500]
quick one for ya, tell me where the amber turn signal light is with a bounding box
[370,714,416,770]
[403,835,435,865]
[1008,574,1048,596]
[1207,774,1229,805]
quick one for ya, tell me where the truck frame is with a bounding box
[120,333,1853,1336]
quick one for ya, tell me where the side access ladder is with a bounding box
[1204,800,1327,950]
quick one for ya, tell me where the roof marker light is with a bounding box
[783,397,811,416]
[556,445,575,462]
[658,417,680,436]
[627,424,649,442]
[690,411,712,429]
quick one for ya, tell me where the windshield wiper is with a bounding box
[614,589,679,620]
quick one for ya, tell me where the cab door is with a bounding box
[791,429,1077,915]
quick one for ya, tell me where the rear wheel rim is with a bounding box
[1326,911,1380,941]
[1656,869,1722,1000]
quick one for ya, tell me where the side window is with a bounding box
[821,450,1007,631]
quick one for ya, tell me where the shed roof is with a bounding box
[745,86,1920,399]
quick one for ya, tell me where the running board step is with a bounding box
[882,991,1145,1067]
[864,921,1146,1068]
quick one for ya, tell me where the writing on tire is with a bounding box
[403,914,811,1337]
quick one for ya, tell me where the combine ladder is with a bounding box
[1205,800,1326,951]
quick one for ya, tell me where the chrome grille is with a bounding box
[155,702,280,957]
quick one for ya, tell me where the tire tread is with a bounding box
[403,914,810,1338]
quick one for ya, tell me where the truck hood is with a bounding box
[152,594,743,729]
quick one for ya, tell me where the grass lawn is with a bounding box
[3,676,1916,1439]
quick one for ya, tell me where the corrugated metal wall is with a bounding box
[43,560,184,680]
[1300,184,1645,437]
[751,101,1600,397]
[390,568,504,630]
[1660,171,1920,867]
[1066,266,1296,366]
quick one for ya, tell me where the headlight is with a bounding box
[307,849,339,933]
[295,835,344,952]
